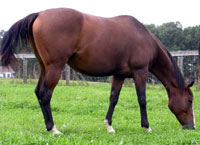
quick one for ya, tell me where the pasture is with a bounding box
[0,78,200,145]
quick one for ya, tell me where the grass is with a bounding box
[0,78,200,145]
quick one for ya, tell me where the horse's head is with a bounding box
[168,81,195,129]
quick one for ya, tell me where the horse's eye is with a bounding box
[188,100,193,104]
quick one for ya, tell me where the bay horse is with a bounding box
[1,8,195,134]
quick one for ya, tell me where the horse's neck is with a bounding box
[150,44,181,93]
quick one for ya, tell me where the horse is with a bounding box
[1,8,195,134]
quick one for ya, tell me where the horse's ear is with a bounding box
[186,81,194,89]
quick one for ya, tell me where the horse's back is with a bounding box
[32,8,157,76]
[72,13,157,76]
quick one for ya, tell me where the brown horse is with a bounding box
[1,8,195,134]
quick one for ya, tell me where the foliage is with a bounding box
[147,22,184,50]
[146,22,200,51]
[0,79,200,144]
[145,22,200,51]
[183,26,200,50]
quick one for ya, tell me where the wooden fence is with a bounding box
[3,50,199,84]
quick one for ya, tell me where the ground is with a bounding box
[0,79,200,144]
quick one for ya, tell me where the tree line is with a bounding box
[145,21,200,51]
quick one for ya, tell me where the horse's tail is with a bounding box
[0,13,38,66]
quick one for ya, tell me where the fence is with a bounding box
[1,50,199,84]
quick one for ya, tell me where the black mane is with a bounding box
[150,33,186,91]
[166,50,185,91]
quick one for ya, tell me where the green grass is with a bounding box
[0,78,200,145]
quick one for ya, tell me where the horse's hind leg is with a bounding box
[132,69,152,133]
[105,76,124,133]
[29,39,62,134]
[35,65,45,97]
[36,64,63,134]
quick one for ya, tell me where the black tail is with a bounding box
[0,13,38,66]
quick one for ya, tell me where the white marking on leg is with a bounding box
[143,127,152,133]
[50,125,63,135]
[104,120,115,133]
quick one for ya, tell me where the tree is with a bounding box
[146,22,184,51]
[183,26,200,50]
[146,22,200,51]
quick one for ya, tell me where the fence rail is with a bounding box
[170,50,198,56]
[1,50,199,84]
[14,50,198,58]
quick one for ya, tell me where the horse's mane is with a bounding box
[165,50,185,91]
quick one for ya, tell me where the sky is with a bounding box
[0,0,200,30]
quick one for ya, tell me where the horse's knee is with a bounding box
[40,91,51,105]
[110,88,120,105]
[138,97,146,108]
[37,83,52,105]
[110,95,119,106]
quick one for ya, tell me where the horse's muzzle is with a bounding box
[182,124,195,129]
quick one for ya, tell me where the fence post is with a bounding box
[65,64,70,85]
[23,59,28,84]
[199,60,200,83]
[177,56,183,76]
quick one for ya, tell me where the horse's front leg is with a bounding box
[105,76,124,133]
[133,69,152,133]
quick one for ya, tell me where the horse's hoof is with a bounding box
[104,120,116,133]
[143,127,152,133]
[50,125,63,135]
[107,126,116,133]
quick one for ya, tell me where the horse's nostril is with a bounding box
[182,124,195,130]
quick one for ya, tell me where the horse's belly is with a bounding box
[68,58,114,76]
[68,53,132,77]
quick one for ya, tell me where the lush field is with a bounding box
[0,79,200,145]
